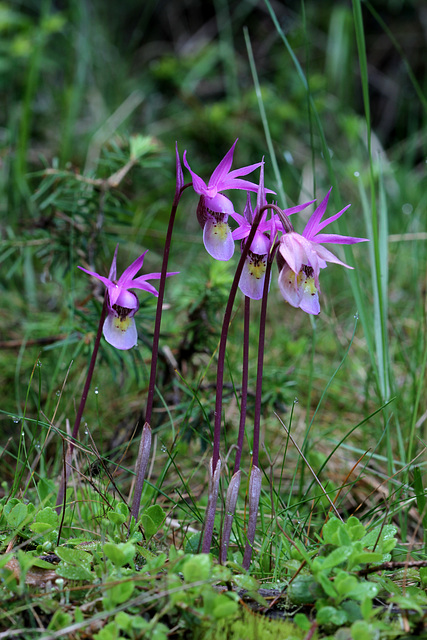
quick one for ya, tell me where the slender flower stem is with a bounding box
[234,295,250,474]
[220,469,241,563]
[211,206,266,473]
[55,294,108,512]
[252,257,273,468]
[202,457,221,554]
[242,465,262,569]
[130,180,190,523]
[219,297,250,560]
[243,249,276,567]
[203,206,267,554]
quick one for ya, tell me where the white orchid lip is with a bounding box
[103,314,138,350]
[239,250,270,300]
[203,219,235,261]
[78,245,177,350]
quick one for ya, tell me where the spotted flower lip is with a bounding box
[78,246,178,350]
[277,188,368,314]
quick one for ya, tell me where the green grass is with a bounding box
[0,1,426,638]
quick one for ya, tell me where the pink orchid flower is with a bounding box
[183,140,264,261]
[79,246,177,350]
[277,188,368,314]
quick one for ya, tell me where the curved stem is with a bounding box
[55,294,108,511]
[234,295,250,474]
[211,206,265,472]
[252,257,273,467]
[131,182,190,522]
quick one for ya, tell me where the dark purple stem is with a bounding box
[55,294,108,511]
[202,207,268,554]
[233,295,250,474]
[211,206,266,473]
[252,253,275,467]
[130,183,189,522]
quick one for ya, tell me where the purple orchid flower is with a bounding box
[232,163,315,300]
[183,140,264,261]
[79,246,177,350]
[277,188,368,315]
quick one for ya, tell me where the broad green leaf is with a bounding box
[103,542,135,568]
[294,612,311,630]
[107,511,126,526]
[140,514,156,538]
[105,579,134,606]
[322,517,342,545]
[56,563,92,581]
[47,609,73,631]
[144,505,165,528]
[288,575,325,604]
[212,593,239,619]
[55,547,92,569]
[35,507,58,527]
[319,545,352,570]
[351,620,374,640]
[116,502,129,517]
[185,532,201,554]
[31,522,56,535]
[183,553,211,582]
[361,525,397,548]
[345,517,366,541]
[317,571,338,598]
[7,502,28,529]
[316,605,348,626]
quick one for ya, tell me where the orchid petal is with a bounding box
[313,244,353,268]
[300,289,320,315]
[108,245,119,281]
[278,268,303,307]
[219,177,261,193]
[183,151,209,195]
[117,250,148,285]
[313,233,368,245]
[226,162,263,181]
[78,266,113,290]
[129,280,160,297]
[312,204,352,233]
[282,199,316,216]
[278,233,306,274]
[209,139,238,187]
[103,313,138,350]
[115,289,139,310]
[205,193,235,215]
[303,188,332,239]
[256,159,265,214]
[232,226,250,241]
[203,219,235,261]
[175,142,184,195]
